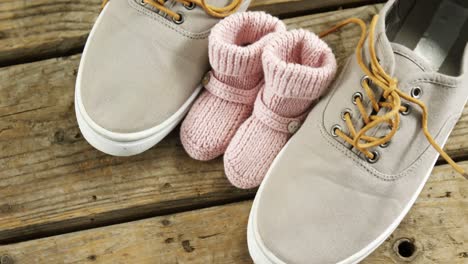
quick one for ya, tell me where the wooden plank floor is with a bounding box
[0,0,467,263]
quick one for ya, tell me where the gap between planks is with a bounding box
[0,162,466,263]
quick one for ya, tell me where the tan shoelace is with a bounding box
[319,16,467,178]
[102,0,242,21]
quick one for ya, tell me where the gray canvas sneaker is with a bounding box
[248,0,468,263]
[75,0,250,156]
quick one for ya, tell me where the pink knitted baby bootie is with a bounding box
[224,29,337,189]
[180,12,286,161]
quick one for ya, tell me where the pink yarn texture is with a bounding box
[224,29,337,189]
[180,12,287,161]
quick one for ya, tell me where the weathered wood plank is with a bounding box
[0,0,382,66]
[1,4,467,245]
[0,163,466,263]
[0,201,253,264]
[249,0,385,16]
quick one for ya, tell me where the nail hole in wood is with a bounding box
[181,240,194,253]
[54,130,65,143]
[394,238,418,261]
[0,255,14,264]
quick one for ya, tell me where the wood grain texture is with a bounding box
[0,0,382,66]
[0,163,466,263]
[1,3,467,245]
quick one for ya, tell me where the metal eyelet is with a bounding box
[172,13,185,24]
[331,125,342,137]
[401,103,411,116]
[380,140,391,148]
[352,92,363,105]
[361,75,372,87]
[411,86,422,98]
[341,109,352,121]
[184,2,196,10]
[366,150,380,163]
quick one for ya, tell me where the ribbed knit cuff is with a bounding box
[262,29,337,100]
[209,11,287,77]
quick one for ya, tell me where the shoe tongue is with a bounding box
[366,1,436,80]
[390,42,435,82]
[352,1,439,152]
[353,12,433,138]
[362,9,396,77]
[358,42,435,145]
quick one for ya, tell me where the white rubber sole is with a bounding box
[75,84,201,157]
[247,134,448,264]
[74,2,202,156]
